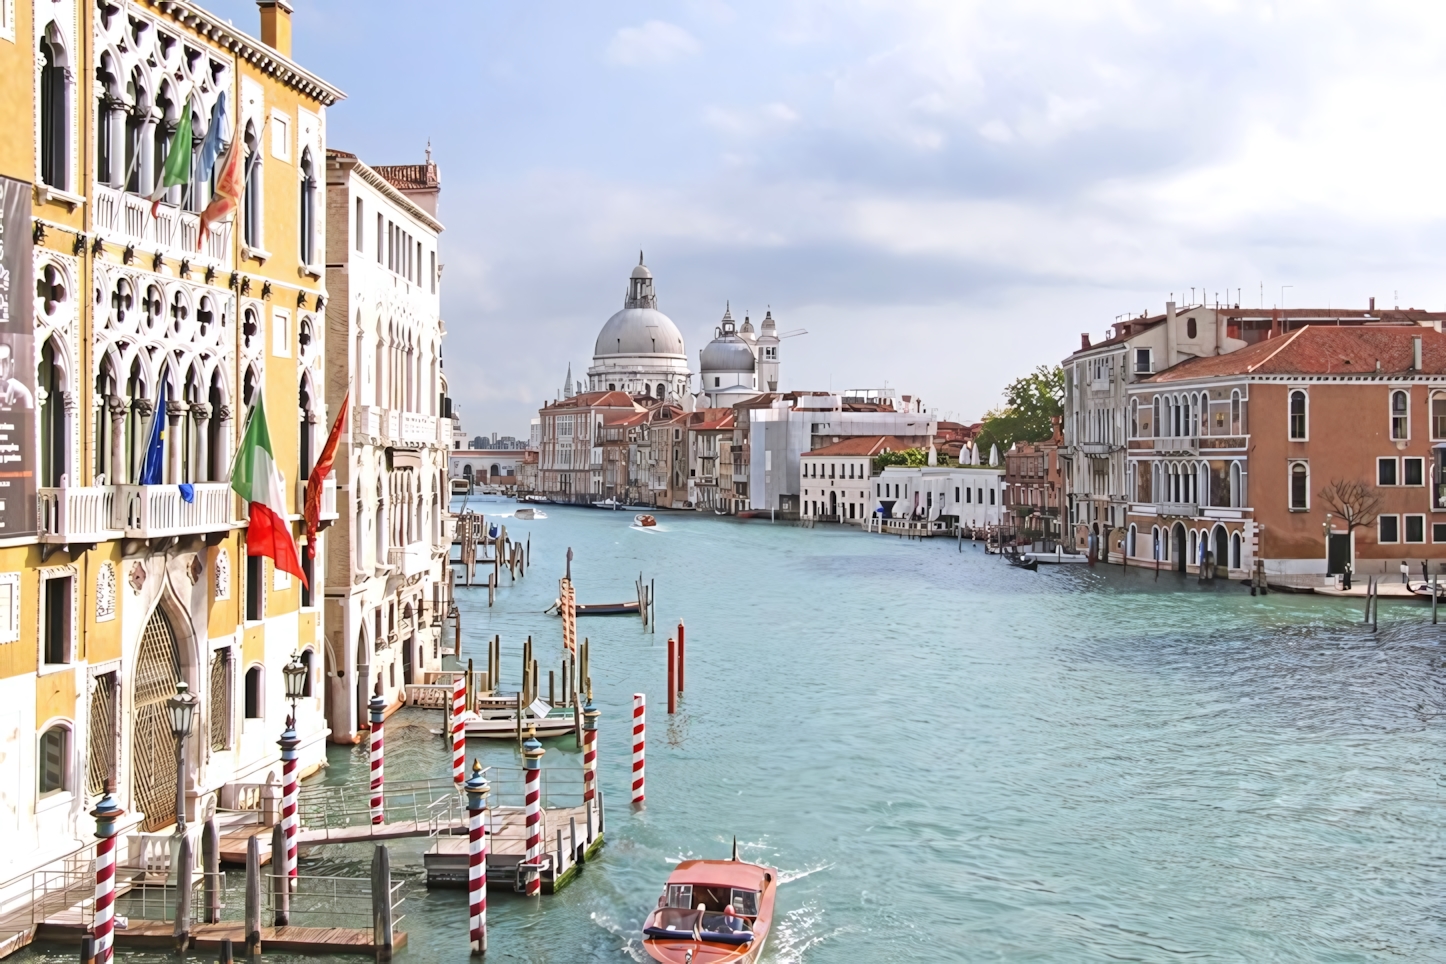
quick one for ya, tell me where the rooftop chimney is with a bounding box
[1369,296,1376,313]
[258,0,293,57]
[1413,335,1422,371]
[1080,333,1091,351]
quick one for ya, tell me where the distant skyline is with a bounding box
[206,0,1446,435]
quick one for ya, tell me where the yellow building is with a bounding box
[0,0,344,896]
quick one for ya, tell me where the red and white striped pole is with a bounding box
[464,760,489,954]
[631,693,646,806]
[522,733,545,897]
[91,784,123,964]
[451,673,467,785]
[279,717,300,888]
[582,699,599,823]
[369,685,386,825]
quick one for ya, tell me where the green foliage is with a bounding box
[975,365,1064,455]
[872,447,929,473]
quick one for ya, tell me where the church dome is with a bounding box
[595,307,686,357]
[700,305,756,373]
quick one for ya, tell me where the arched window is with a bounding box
[244,666,263,718]
[1230,390,1242,435]
[1186,316,1198,339]
[1288,390,1307,440]
[299,148,316,265]
[38,336,67,488]
[1434,392,1446,440]
[38,724,69,795]
[243,121,262,248]
[1130,398,1138,438]
[1391,390,1409,440]
[39,26,70,190]
[656,383,665,398]
[298,378,314,480]
[300,649,314,698]
[1230,531,1242,569]
[1290,461,1308,510]
[1230,461,1242,508]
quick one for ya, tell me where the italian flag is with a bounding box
[231,394,306,586]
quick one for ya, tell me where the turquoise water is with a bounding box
[21,501,1446,961]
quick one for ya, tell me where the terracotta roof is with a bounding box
[689,408,735,431]
[803,435,916,457]
[374,162,440,192]
[542,390,642,410]
[1145,325,1446,381]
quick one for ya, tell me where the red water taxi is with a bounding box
[642,849,776,964]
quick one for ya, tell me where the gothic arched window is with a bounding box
[299,148,316,265]
[39,26,70,191]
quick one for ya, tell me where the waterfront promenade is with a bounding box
[23,500,1446,962]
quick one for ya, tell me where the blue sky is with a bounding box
[207,0,1446,435]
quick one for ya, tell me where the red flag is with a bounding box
[304,391,349,560]
[198,127,245,249]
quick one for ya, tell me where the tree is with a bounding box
[975,365,1064,455]
[1317,479,1382,542]
[873,448,929,473]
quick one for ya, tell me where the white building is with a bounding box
[748,394,936,514]
[323,148,452,743]
[799,436,904,524]
[587,256,691,400]
[874,465,1006,529]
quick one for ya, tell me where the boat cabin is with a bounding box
[644,861,770,945]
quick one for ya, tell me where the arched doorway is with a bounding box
[1213,526,1229,572]
[1172,522,1187,572]
[355,626,371,734]
[828,490,837,518]
[133,607,182,831]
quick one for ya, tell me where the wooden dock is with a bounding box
[34,920,406,954]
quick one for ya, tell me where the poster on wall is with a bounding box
[0,176,35,538]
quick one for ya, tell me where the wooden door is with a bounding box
[133,608,181,832]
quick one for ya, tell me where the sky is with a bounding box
[206,0,1446,435]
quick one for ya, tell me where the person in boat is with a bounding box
[717,905,746,933]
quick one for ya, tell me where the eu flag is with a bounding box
[138,382,167,485]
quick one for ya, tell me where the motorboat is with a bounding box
[1024,547,1090,565]
[514,507,542,520]
[634,514,658,528]
[642,847,776,964]
[593,498,623,510]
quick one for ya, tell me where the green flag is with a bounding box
[148,107,192,214]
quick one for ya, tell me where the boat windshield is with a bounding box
[666,884,693,909]
[730,889,759,917]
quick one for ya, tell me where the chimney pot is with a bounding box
[258,0,293,57]
[1369,296,1376,312]
[1081,333,1091,350]
[1413,335,1423,371]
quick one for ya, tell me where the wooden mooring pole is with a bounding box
[244,834,262,960]
[174,832,193,950]
[271,823,289,926]
[372,844,394,962]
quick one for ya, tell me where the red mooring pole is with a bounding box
[667,637,677,715]
[677,621,685,694]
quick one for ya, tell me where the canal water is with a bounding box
[22,501,1446,961]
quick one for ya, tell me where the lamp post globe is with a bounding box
[283,653,307,704]
[167,681,197,834]
[167,680,197,737]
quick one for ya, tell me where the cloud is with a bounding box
[605,21,702,67]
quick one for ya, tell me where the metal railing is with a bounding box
[484,766,584,811]
[298,778,465,836]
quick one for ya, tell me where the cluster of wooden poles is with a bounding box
[636,572,656,630]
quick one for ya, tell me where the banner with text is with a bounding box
[0,176,35,537]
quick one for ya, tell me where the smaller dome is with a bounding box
[700,311,757,373]
[631,264,652,280]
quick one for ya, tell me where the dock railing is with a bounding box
[298,777,466,836]
[483,766,583,811]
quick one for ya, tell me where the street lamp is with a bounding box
[166,681,197,832]
[283,652,307,719]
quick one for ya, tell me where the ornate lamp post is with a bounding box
[166,681,197,832]
[283,652,307,716]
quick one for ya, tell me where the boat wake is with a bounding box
[768,900,849,963]
[778,861,833,884]
[591,910,647,962]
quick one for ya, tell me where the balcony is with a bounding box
[92,184,231,266]
[38,486,121,543]
[1157,502,1199,518]
[113,482,235,538]
[296,474,339,522]
[354,406,441,448]
[400,412,437,445]
[388,542,430,577]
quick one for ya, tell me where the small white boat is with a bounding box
[514,507,545,520]
[1024,548,1091,565]
[463,702,578,740]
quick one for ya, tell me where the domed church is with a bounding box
[587,254,692,400]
